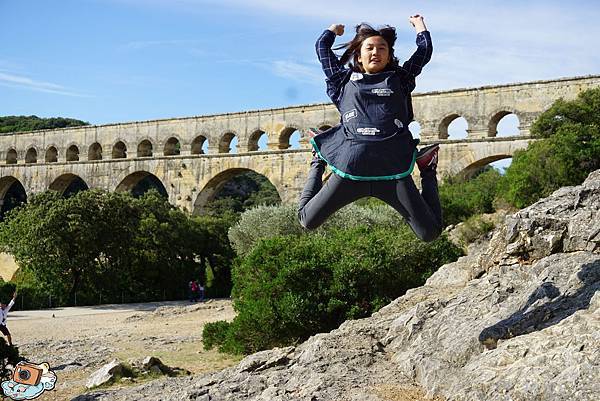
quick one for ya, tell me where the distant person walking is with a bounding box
[198,283,205,302]
[189,280,199,302]
[0,292,17,346]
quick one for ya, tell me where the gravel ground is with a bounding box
[8,299,240,401]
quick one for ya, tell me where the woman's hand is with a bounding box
[409,15,427,33]
[328,24,345,36]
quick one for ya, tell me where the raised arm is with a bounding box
[316,24,349,103]
[6,292,16,312]
[316,24,345,79]
[396,15,433,80]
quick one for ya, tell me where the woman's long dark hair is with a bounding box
[334,23,399,73]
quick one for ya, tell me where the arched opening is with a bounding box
[193,169,281,216]
[408,121,421,139]
[0,176,27,220]
[49,174,89,197]
[6,149,17,165]
[279,127,299,150]
[88,143,103,161]
[489,158,513,174]
[490,112,520,137]
[460,155,513,179]
[137,140,153,157]
[66,145,80,162]
[219,132,237,153]
[289,131,301,149]
[440,115,469,140]
[112,141,127,159]
[248,130,267,152]
[25,148,37,164]
[191,136,207,155]
[45,147,58,163]
[164,137,181,156]
[115,171,168,198]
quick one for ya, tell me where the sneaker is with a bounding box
[416,143,440,172]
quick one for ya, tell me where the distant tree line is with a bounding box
[0,190,235,308]
[0,115,89,134]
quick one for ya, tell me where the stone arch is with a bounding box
[191,135,207,155]
[0,176,27,219]
[66,144,80,162]
[219,132,237,153]
[112,140,127,159]
[49,173,89,196]
[88,142,103,161]
[459,155,513,179]
[193,168,282,215]
[5,149,17,165]
[164,137,181,156]
[488,109,521,137]
[279,126,301,150]
[115,171,168,198]
[25,147,38,164]
[45,146,58,163]
[137,139,153,157]
[439,114,469,140]
[248,129,267,152]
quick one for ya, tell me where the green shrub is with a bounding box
[228,203,404,257]
[205,225,462,354]
[500,122,600,208]
[202,320,231,351]
[499,88,600,208]
[439,168,503,226]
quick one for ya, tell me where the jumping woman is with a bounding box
[298,15,442,242]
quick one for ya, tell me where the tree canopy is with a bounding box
[0,190,234,306]
[0,115,89,134]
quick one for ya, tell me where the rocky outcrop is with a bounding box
[73,170,600,401]
[86,360,127,389]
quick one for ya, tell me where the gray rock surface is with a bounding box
[73,170,600,401]
[86,359,127,389]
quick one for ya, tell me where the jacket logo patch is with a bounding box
[371,88,394,96]
[350,72,363,81]
[357,127,380,135]
[343,109,358,122]
[394,119,404,129]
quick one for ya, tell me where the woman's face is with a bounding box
[358,36,390,74]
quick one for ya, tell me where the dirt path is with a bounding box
[9,299,241,401]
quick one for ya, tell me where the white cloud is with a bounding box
[113,0,600,91]
[0,71,90,97]
[270,60,323,84]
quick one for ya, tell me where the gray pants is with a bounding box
[298,161,442,242]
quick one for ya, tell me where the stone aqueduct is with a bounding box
[1,75,598,214]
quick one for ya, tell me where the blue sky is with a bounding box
[1,0,599,130]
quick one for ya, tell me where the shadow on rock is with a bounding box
[479,259,600,349]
